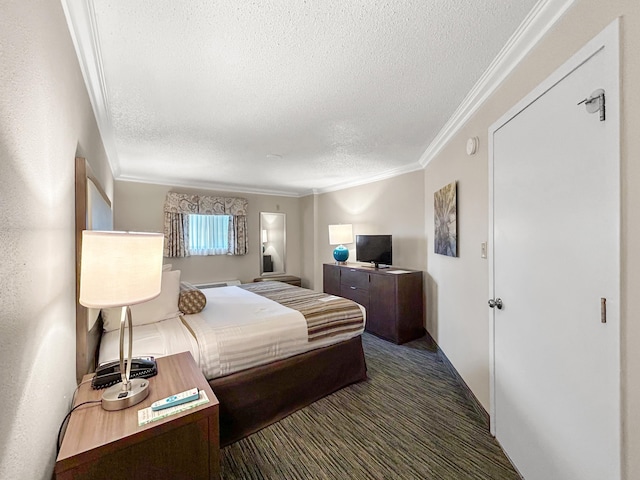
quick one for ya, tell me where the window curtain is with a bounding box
[163,193,198,257]
[163,192,248,257]
[228,214,248,255]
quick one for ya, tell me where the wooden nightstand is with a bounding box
[55,352,219,480]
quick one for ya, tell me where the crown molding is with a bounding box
[61,0,120,177]
[116,175,308,198]
[312,162,424,195]
[418,0,577,168]
[119,162,423,198]
[62,0,576,196]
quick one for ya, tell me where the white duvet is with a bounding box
[99,315,200,365]
[99,285,364,380]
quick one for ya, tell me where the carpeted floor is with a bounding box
[220,332,521,479]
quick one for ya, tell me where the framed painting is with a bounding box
[434,181,457,257]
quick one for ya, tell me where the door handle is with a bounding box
[488,298,503,310]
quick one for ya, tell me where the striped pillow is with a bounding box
[179,282,207,314]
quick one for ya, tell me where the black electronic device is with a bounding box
[355,234,392,268]
[91,357,157,390]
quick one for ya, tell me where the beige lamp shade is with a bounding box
[79,231,164,308]
[328,224,353,245]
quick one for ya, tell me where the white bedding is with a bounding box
[99,315,199,365]
[183,286,308,378]
[99,285,365,380]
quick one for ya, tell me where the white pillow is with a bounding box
[101,270,181,332]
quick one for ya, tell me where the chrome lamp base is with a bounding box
[101,305,150,411]
[101,377,150,411]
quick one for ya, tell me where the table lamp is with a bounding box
[328,224,353,264]
[79,231,164,411]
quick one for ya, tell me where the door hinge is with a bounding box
[601,297,607,323]
[578,88,605,121]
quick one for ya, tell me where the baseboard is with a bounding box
[424,331,490,430]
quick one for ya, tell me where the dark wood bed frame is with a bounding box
[75,157,367,446]
[211,335,366,446]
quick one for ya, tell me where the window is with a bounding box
[188,214,230,255]
[163,192,248,258]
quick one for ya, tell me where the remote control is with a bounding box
[151,388,199,411]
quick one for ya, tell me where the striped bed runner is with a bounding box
[239,282,364,342]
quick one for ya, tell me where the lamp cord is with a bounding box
[56,377,100,454]
[56,400,101,454]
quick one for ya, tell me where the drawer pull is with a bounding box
[350,286,356,290]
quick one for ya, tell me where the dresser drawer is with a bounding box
[340,285,369,309]
[340,268,370,289]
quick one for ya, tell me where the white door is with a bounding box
[489,22,620,480]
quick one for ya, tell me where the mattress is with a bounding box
[99,285,365,380]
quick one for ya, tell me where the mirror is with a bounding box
[260,212,286,275]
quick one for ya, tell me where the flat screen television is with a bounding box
[356,234,392,268]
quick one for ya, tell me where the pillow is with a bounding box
[101,270,181,332]
[178,281,207,314]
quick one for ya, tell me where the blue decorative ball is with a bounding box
[333,245,349,262]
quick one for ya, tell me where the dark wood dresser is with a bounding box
[323,263,424,344]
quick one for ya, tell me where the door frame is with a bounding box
[487,18,620,436]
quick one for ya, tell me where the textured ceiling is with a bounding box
[64,0,539,196]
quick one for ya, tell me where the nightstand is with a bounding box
[55,352,219,480]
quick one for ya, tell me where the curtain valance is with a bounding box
[164,192,247,216]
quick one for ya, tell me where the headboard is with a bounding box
[75,157,112,383]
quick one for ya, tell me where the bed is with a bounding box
[91,275,367,446]
[74,159,367,446]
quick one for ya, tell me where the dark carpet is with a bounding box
[220,333,520,479]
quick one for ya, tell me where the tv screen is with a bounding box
[356,235,392,267]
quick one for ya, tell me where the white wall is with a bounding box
[0,1,111,478]
[113,181,302,285]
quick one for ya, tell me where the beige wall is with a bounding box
[114,181,301,285]
[299,194,317,288]
[424,142,489,407]
[423,0,640,477]
[0,1,111,478]
[310,170,427,290]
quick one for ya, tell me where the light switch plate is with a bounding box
[481,242,487,259]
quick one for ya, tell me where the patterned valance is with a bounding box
[198,196,248,216]
[163,193,199,214]
[164,192,247,216]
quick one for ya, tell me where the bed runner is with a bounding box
[239,282,364,342]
